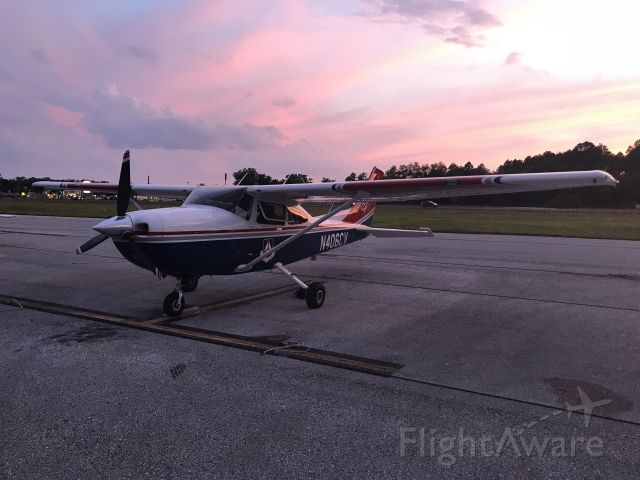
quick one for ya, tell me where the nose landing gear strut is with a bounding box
[163,280,186,317]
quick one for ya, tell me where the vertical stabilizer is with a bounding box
[342,167,384,225]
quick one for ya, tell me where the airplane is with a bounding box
[565,386,612,427]
[33,150,617,317]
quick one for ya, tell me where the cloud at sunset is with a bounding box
[0,0,639,183]
[82,84,286,150]
[363,0,501,47]
[504,51,521,66]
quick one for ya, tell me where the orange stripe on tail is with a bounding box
[342,167,384,224]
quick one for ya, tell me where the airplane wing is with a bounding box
[32,181,195,199]
[245,170,617,202]
[33,170,617,202]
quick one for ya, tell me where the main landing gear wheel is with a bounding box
[305,282,325,309]
[180,276,199,293]
[273,262,327,309]
[163,291,185,317]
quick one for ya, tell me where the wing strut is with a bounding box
[234,197,355,273]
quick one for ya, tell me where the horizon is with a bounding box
[1,0,639,184]
[1,139,632,186]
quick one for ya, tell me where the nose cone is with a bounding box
[93,215,133,236]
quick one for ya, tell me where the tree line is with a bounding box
[231,140,639,207]
[3,139,639,207]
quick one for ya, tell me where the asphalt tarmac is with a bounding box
[1,215,640,479]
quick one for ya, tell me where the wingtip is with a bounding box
[598,170,618,187]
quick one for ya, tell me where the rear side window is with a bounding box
[286,206,307,225]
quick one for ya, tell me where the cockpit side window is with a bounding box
[257,202,287,225]
[256,201,310,225]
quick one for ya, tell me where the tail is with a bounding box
[342,167,384,225]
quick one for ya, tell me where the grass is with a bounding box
[368,205,640,240]
[0,198,175,218]
[312,205,640,240]
[2,198,640,240]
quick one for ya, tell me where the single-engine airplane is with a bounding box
[34,151,617,317]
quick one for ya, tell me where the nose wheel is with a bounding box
[163,289,185,317]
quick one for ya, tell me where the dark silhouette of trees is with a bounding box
[383,161,488,179]
[281,173,312,184]
[345,172,368,181]
[231,169,312,185]
[232,168,275,185]
[381,140,640,208]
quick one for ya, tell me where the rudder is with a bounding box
[342,167,384,225]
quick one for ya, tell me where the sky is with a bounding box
[0,0,639,184]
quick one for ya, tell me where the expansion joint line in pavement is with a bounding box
[2,291,639,430]
[394,374,640,430]
[0,293,403,378]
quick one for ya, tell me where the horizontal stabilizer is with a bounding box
[355,225,433,238]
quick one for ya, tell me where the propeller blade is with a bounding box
[75,233,109,255]
[116,149,131,217]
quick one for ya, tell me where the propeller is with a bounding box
[117,149,131,217]
[75,150,132,255]
[75,233,109,255]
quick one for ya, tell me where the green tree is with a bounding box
[282,173,312,184]
[232,168,274,185]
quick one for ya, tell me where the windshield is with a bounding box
[183,187,250,218]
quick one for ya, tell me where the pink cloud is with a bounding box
[505,51,521,65]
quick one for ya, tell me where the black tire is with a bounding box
[180,276,199,293]
[295,288,306,299]
[305,282,325,309]
[163,291,185,317]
